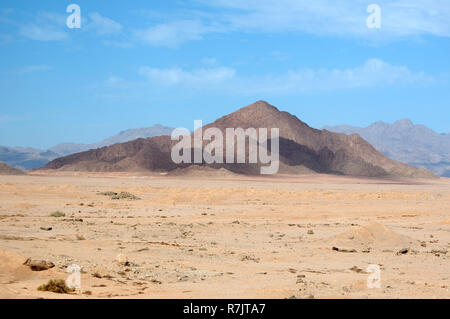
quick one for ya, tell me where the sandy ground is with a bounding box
[0,172,448,299]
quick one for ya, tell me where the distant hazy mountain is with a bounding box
[49,124,175,156]
[0,161,25,175]
[0,124,174,170]
[0,146,59,170]
[324,119,450,177]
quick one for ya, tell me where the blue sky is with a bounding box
[0,0,449,149]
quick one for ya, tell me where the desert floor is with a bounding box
[0,172,449,299]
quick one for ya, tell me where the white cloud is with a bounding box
[17,11,122,41]
[240,58,434,94]
[207,0,450,39]
[19,24,67,41]
[135,59,432,94]
[87,12,122,35]
[134,20,214,48]
[134,0,450,47]
[138,66,236,87]
[201,57,219,67]
[17,11,68,41]
[14,65,52,75]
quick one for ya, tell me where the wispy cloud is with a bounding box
[208,0,450,38]
[239,58,434,94]
[16,10,122,42]
[13,65,52,75]
[19,24,67,41]
[139,66,236,87]
[132,0,450,48]
[86,12,122,35]
[134,20,220,48]
[131,59,433,94]
[17,11,67,41]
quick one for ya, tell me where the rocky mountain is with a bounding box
[0,146,59,170]
[49,124,174,156]
[0,161,25,175]
[42,101,435,179]
[0,125,174,170]
[324,119,450,177]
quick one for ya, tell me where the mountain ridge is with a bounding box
[42,101,436,179]
[0,124,174,170]
[324,119,450,177]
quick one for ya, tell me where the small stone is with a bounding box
[396,248,409,255]
[115,254,130,266]
[23,258,55,271]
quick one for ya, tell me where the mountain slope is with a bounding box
[324,119,450,177]
[49,124,174,156]
[0,146,59,170]
[42,101,435,178]
[0,124,174,170]
[0,161,25,175]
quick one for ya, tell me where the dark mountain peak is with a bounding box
[235,100,280,117]
[247,100,278,110]
[209,100,312,132]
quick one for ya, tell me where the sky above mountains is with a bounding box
[1,0,449,149]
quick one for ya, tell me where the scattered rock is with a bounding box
[111,192,141,200]
[23,258,55,271]
[115,254,130,266]
[98,191,118,196]
[40,227,52,231]
[307,230,314,235]
[396,248,409,255]
[332,246,357,253]
[349,266,365,273]
[241,255,260,263]
[430,249,447,257]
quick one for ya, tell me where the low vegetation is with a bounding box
[98,191,141,200]
[37,279,73,294]
[49,211,65,217]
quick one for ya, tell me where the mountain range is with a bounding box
[0,161,24,175]
[0,124,174,170]
[324,120,450,177]
[42,101,435,179]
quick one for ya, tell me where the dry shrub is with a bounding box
[37,279,74,294]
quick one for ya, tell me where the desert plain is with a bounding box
[0,171,449,299]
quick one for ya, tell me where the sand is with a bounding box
[0,172,448,299]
